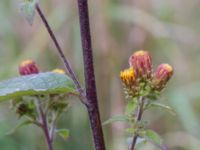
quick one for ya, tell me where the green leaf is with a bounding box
[56,129,70,140]
[147,91,160,100]
[0,72,75,102]
[145,102,176,115]
[144,130,162,147]
[125,98,138,115]
[126,127,135,134]
[20,0,39,25]
[6,120,34,135]
[103,115,127,126]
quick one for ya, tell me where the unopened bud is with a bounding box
[152,64,173,91]
[120,67,140,97]
[129,50,152,79]
[19,60,39,75]
[52,69,65,74]
[120,67,136,88]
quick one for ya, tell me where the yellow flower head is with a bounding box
[52,69,65,74]
[120,67,136,87]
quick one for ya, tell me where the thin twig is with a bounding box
[35,4,88,105]
[76,0,106,150]
[36,99,53,150]
[130,97,145,150]
[49,112,59,141]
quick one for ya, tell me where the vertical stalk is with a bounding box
[36,99,53,150]
[130,97,145,150]
[76,0,106,150]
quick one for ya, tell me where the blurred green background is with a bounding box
[0,0,200,150]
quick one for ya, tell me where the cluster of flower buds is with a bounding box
[120,50,173,98]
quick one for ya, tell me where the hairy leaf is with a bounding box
[145,102,176,115]
[126,127,135,134]
[103,115,127,126]
[125,98,138,115]
[20,0,39,25]
[56,129,70,140]
[0,72,75,101]
[144,130,163,147]
[6,120,34,135]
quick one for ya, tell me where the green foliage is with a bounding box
[6,120,35,135]
[48,94,70,114]
[16,102,35,118]
[20,0,39,25]
[126,127,135,134]
[103,115,127,125]
[0,72,76,102]
[138,82,152,97]
[0,71,76,147]
[144,129,163,147]
[56,129,70,141]
[125,98,138,116]
[145,101,176,115]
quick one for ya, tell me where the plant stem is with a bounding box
[130,97,145,150]
[36,100,53,150]
[76,0,106,150]
[35,2,105,150]
[35,4,87,105]
[49,112,59,141]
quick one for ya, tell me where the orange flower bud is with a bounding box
[120,67,136,87]
[120,67,139,97]
[129,50,152,79]
[152,63,173,91]
[19,60,39,75]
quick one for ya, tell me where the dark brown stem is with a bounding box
[35,4,87,105]
[76,0,106,150]
[130,97,145,150]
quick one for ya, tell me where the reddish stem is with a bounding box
[76,0,106,149]
[130,97,145,150]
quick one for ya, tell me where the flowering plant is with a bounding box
[104,50,174,150]
[0,0,175,149]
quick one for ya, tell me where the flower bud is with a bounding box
[129,50,152,79]
[52,69,65,74]
[120,67,139,97]
[152,63,173,91]
[19,60,39,75]
[120,67,136,88]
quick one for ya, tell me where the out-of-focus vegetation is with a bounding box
[0,0,200,150]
